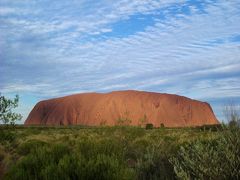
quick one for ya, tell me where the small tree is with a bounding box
[0,93,22,125]
[116,117,132,126]
[139,114,148,127]
[145,123,153,130]
[100,119,107,126]
[160,123,165,128]
[223,101,240,127]
[116,110,132,126]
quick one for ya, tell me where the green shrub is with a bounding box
[229,120,239,128]
[136,145,174,180]
[145,124,153,130]
[5,143,70,180]
[116,117,132,126]
[138,114,148,127]
[6,141,135,180]
[170,128,240,179]
[0,148,4,162]
[0,130,16,143]
[82,154,135,180]
[24,127,41,135]
[4,126,240,180]
[197,124,223,131]
[17,139,47,155]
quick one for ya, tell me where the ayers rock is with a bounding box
[25,90,219,127]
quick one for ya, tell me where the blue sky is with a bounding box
[0,0,240,123]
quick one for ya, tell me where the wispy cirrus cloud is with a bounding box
[0,0,240,122]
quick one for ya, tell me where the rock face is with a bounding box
[25,90,219,127]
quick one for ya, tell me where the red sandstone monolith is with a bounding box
[25,90,219,127]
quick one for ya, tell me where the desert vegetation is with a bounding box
[223,101,240,128]
[0,94,239,179]
[0,94,22,125]
[0,125,239,180]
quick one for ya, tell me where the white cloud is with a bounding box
[0,7,16,15]
[1,0,240,121]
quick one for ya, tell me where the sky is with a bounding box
[0,0,240,124]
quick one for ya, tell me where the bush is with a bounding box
[0,148,4,162]
[0,130,16,143]
[17,140,47,155]
[197,124,223,131]
[81,154,135,180]
[170,128,240,179]
[4,126,240,179]
[5,143,71,180]
[136,145,175,180]
[145,124,153,130]
[6,141,135,180]
[0,94,22,125]
[229,120,239,128]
